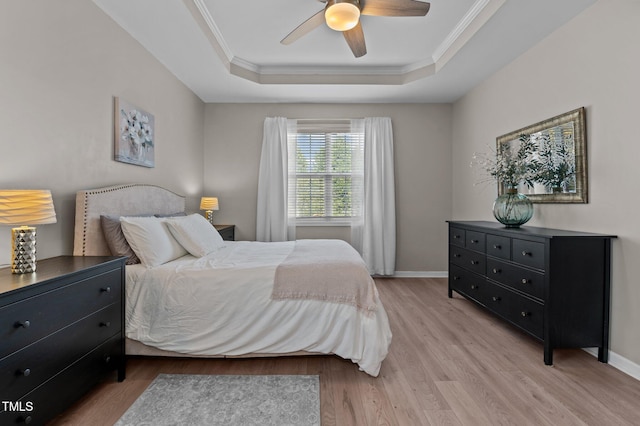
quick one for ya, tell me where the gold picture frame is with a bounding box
[497,107,588,203]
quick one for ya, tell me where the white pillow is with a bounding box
[120,216,188,267]
[165,214,225,257]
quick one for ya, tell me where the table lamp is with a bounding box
[0,190,57,273]
[200,197,219,225]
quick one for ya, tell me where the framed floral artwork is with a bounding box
[114,97,155,168]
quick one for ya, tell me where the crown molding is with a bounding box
[184,0,504,85]
[433,0,506,72]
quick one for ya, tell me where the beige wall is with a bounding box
[452,0,640,365]
[204,103,452,272]
[0,1,205,261]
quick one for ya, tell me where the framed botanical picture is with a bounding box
[496,107,587,203]
[114,97,155,167]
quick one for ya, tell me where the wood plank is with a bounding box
[435,381,493,425]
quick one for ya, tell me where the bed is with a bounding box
[73,184,392,376]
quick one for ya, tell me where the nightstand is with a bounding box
[214,224,235,241]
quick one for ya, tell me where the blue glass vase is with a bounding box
[493,188,533,228]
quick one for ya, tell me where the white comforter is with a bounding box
[125,240,392,376]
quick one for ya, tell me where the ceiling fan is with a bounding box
[280,0,431,58]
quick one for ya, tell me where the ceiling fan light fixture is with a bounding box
[325,1,361,32]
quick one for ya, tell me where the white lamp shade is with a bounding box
[200,197,219,211]
[0,190,57,226]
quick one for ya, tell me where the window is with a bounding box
[289,120,363,224]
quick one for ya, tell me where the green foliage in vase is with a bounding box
[473,134,539,189]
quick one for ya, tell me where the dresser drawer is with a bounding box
[0,268,121,359]
[450,246,486,275]
[450,264,489,306]
[486,258,544,300]
[465,231,486,253]
[0,334,122,426]
[486,234,511,260]
[481,280,543,339]
[0,302,121,401]
[508,295,544,339]
[449,227,465,247]
[512,239,545,270]
[482,280,513,319]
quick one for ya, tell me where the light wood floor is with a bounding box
[50,278,640,425]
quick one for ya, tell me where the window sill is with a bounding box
[294,219,352,227]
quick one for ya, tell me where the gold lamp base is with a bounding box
[204,210,214,225]
[11,226,37,274]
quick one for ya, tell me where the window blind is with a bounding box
[288,120,363,221]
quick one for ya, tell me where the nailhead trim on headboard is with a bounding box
[73,184,186,256]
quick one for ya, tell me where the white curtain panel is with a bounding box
[350,119,365,255]
[351,117,396,275]
[256,117,295,242]
[286,119,297,239]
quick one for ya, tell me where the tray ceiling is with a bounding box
[91,0,596,103]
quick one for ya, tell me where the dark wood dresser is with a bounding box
[448,221,615,365]
[0,256,126,425]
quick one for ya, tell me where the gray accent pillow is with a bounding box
[154,212,187,218]
[100,215,140,265]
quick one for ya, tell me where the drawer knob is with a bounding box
[453,253,461,258]
[492,296,501,302]
[453,276,460,281]
[522,251,532,257]
[521,311,530,317]
[492,268,501,274]
[470,260,479,265]
[14,320,31,329]
[17,416,32,424]
[104,355,112,364]
[100,286,112,293]
[17,368,31,377]
[470,239,479,244]
[493,244,501,249]
[453,235,461,239]
[470,284,478,290]
[522,278,530,284]
[100,321,111,328]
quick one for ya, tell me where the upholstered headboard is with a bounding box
[73,184,186,256]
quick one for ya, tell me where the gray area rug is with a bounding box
[115,374,320,426]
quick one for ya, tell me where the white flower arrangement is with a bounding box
[114,97,155,168]
[121,108,153,159]
[472,134,539,190]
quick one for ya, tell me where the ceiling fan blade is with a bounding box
[343,22,367,58]
[361,0,430,17]
[281,9,326,45]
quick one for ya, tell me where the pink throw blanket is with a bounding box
[272,239,377,314]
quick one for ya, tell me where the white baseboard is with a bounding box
[391,271,448,278]
[583,348,640,381]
